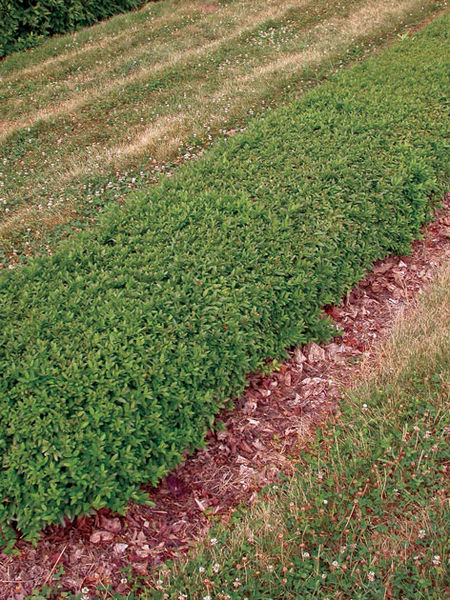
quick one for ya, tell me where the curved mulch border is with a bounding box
[1,197,448,599]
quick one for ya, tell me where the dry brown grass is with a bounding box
[361,262,450,388]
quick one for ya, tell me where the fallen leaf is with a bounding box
[293,347,307,364]
[304,342,325,363]
[100,517,122,534]
[113,543,128,555]
[90,530,114,544]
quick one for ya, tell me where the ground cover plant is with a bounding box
[136,264,450,600]
[0,11,448,546]
[0,0,148,57]
[0,0,447,268]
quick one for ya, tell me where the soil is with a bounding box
[0,196,448,599]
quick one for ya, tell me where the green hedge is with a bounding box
[0,13,448,544]
[0,0,148,57]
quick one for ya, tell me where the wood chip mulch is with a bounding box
[1,197,449,599]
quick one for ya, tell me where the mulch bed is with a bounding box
[1,197,448,599]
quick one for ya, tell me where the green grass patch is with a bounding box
[0,12,449,545]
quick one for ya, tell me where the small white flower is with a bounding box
[120,578,128,584]
[302,552,310,559]
[199,566,205,573]
[332,560,339,568]
[81,589,89,595]
[267,564,274,572]
[418,529,426,539]
[323,499,328,505]
[362,403,368,410]
[210,537,218,546]
[367,571,375,582]
[213,562,220,573]
[432,555,441,566]
[203,596,212,600]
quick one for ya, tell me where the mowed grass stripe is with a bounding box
[112,0,429,163]
[0,0,445,270]
[0,0,309,127]
[3,0,373,142]
[0,11,448,542]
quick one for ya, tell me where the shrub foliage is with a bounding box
[0,14,448,543]
[0,0,148,57]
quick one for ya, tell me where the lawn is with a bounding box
[0,0,446,267]
[0,9,448,546]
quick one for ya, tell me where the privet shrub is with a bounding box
[0,0,148,57]
[0,14,448,544]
